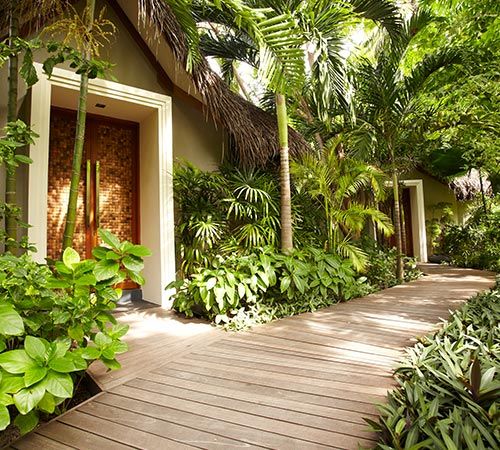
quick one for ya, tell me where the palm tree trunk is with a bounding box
[392,170,404,282]
[5,1,20,252]
[276,93,293,253]
[61,0,95,251]
[478,169,488,214]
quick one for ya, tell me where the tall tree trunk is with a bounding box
[478,169,488,214]
[392,170,404,282]
[276,93,293,253]
[5,2,20,252]
[61,0,95,251]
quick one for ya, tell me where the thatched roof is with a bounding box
[449,169,492,201]
[137,0,310,167]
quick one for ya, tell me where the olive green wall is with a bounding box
[0,0,224,182]
[403,170,468,225]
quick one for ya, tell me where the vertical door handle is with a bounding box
[95,160,100,228]
[85,160,91,227]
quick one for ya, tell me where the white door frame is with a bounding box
[28,64,175,307]
[400,179,428,262]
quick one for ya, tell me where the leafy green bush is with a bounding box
[0,229,150,434]
[442,199,500,272]
[169,247,368,330]
[173,163,280,275]
[369,287,500,449]
[362,238,422,290]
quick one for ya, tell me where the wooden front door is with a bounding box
[47,108,140,264]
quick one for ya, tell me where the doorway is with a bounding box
[47,108,140,271]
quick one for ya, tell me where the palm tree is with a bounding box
[291,142,393,269]
[195,0,401,253]
[161,0,306,253]
[352,8,460,280]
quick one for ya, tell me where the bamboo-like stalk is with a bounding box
[276,92,293,253]
[5,1,20,252]
[61,0,96,252]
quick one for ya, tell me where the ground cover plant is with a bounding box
[169,246,370,330]
[0,229,150,438]
[442,197,500,272]
[369,286,500,449]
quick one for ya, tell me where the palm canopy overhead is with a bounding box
[197,0,402,105]
[351,8,461,165]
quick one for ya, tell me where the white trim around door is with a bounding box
[28,64,175,307]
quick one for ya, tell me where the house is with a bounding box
[395,168,478,262]
[1,1,478,308]
[0,0,307,307]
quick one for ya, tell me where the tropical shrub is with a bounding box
[169,247,368,330]
[291,147,393,270]
[0,229,150,434]
[173,163,280,275]
[369,287,500,449]
[362,238,422,290]
[442,198,500,272]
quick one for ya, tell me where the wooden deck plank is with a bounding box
[225,334,397,368]
[118,380,376,441]
[207,340,392,376]
[134,372,376,424]
[83,397,264,449]
[186,351,393,389]
[150,367,381,414]
[59,410,195,449]
[99,389,373,448]
[12,265,496,449]
[86,397,331,449]
[37,421,133,450]
[11,432,76,450]
[172,356,390,396]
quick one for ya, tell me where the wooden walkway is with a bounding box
[12,265,495,449]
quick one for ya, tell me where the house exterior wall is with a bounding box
[402,170,468,225]
[0,0,225,203]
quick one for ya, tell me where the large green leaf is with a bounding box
[0,304,25,336]
[0,350,38,374]
[0,405,10,431]
[13,384,45,415]
[23,367,47,388]
[62,247,80,269]
[127,244,152,257]
[93,259,120,281]
[13,410,38,435]
[41,371,73,399]
[24,336,47,363]
[98,229,121,249]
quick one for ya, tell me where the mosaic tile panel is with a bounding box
[47,112,87,260]
[94,122,136,246]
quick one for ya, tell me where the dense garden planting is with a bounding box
[369,286,500,449]
[168,162,422,329]
[0,230,150,440]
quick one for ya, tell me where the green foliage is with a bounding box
[369,287,500,449]
[291,145,393,269]
[361,238,422,290]
[442,198,500,272]
[169,246,367,330]
[0,121,39,252]
[425,202,454,254]
[173,163,280,275]
[0,229,149,434]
